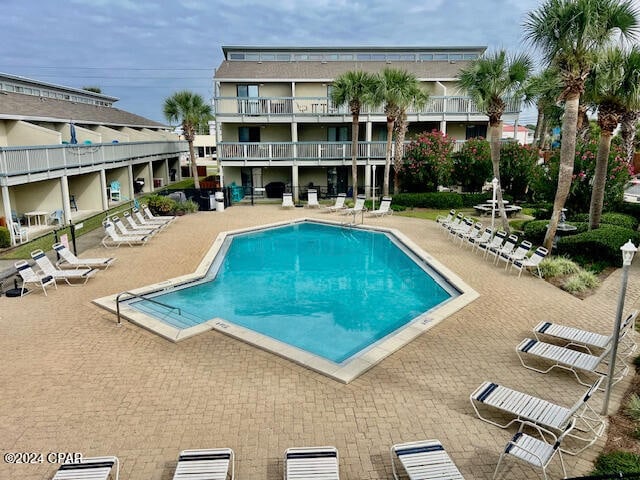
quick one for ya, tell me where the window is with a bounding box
[449,54,463,60]
[434,54,449,60]
[420,54,434,61]
[328,126,349,142]
[276,54,290,61]
[229,53,245,60]
[261,54,275,61]
[239,127,260,142]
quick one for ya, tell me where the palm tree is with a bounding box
[527,68,563,149]
[523,0,639,251]
[588,46,640,229]
[620,110,640,164]
[163,91,213,190]
[458,50,533,231]
[373,68,429,196]
[331,71,378,200]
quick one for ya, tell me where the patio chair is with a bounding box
[112,216,156,237]
[391,440,464,480]
[478,230,506,259]
[53,242,115,270]
[52,456,119,480]
[443,212,464,234]
[449,217,474,243]
[31,249,97,285]
[468,227,493,252]
[436,209,455,225]
[342,194,367,215]
[323,193,347,212]
[14,260,57,297]
[173,448,234,480]
[102,220,149,248]
[49,209,64,226]
[141,204,175,223]
[458,222,483,247]
[12,221,28,244]
[493,419,574,480]
[367,197,393,217]
[516,338,628,387]
[282,192,295,208]
[122,211,160,234]
[306,189,320,208]
[110,180,121,202]
[511,246,548,278]
[497,240,532,270]
[470,377,604,455]
[284,446,339,480]
[533,309,638,358]
[132,207,168,228]
[489,233,518,264]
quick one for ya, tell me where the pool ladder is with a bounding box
[343,208,365,227]
[115,290,184,326]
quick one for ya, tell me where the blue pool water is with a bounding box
[131,222,456,363]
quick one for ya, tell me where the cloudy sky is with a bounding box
[4,0,559,124]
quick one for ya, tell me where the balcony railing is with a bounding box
[0,141,188,177]
[214,96,521,116]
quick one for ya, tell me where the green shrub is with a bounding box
[499,141,539,200]
[538,256,581,278]
[563,270,600,293]
[626,394,640,422]
[521,220,588,245]
[557,224,640,267]
[460,192,492,207]
[146,194,177,215]
[0,227,10,248]
[399,130,455,192]
[393,192,463,209]
[451,137,492,193]
[593,451,640,475]
[175,200,199,214]
[570,212,639,230]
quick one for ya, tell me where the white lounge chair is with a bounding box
[15,260,56,296]
[31,249,97,285]
[478,230,506,259]
[534,309,638,358]
[53,242,115,270]
[142,203,175,223]
[449,217,474,242]
[436,209,455,225]
[516,338,628,387]
[391,440,464,480]
[459,222,483,247]
[342,194,366,215]
[12,221,28,244]
[443,212,464,234]
[324,193,347,213]
[497,240,532,270]
[493,420,574,480]
[511,246,548,277]
[102,221,149,248]
[368,196,393,217]
[468,227,493,252]
[52,456,119,480]
[112,216,156,237]
[173,448,234,480]
[133,207,168,228]
[489,233,518,264]
[123,211,161,234]
[284,446,339,480]
[471,378,604,454]
[306,189,320,208]
[282,192,295,208]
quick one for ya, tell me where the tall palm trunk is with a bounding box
[350,109,360,201]
[576,103,590,143]
[544,91,580,250]
[184,128,200,190]
[533,105,545,148]
[383,116,394,197]
[489,121,510,232]
[620,110,640,165]
[392,113,407,195]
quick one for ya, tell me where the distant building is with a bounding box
[502,124,534,145]
[0,73,187,244]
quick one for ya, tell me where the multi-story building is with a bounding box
[0,73,187,244]
[213,46,521,202]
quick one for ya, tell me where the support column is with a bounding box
[99,170,108,211]
[61,176,72,225]
[292,164,299,203]
[440,120,447,133]
[2,185,15,245]
[128,165,134,201]
[148,160,153,192]
[365,164,372,199]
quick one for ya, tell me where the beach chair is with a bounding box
[497,240,532,270]
[368,197,393,217]
[53,242,115,270]
[142,204,175,223]
[282,192,295,208]
[511,246,548,278]
[443,212,464,234]
[468,227,493,252]
[391,440,464,480]
[436,209,455,225]
[516,338,628,387]
[324,193,347,212]
[173,448,234,480]
[110,180,121,202]
[123,211,160,234]
[489,233,518,264]
[470,378,604,455]
[459,222,483,247]
[12,221,28,244]
[342,194,366,215]
[533,310,638,358]
[112,216,156,237]
[31,249,97,285]
[52,456,119,480]
[478,230,506,259]
[102,221,149,248]
[449,217,473,242]
[284,446,339,480]
[14,260,57,296]
[133,207,168,228]
[306,189,320,208]
[493,420,574,480]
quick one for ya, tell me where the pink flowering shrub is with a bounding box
[499,141,539,200]
[399,130,455,192]
[529,140,632,213]
[451,137,492,192]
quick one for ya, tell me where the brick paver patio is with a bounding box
[0,205,638,480]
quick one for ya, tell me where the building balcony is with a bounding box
[214,96,521,118]
[0,141,188,185]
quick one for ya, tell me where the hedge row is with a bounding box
[522,220,589,245]
[392,192,493,209]
[557,224,640,267]
[570,212,639,230]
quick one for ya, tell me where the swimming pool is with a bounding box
[95,219,478,382]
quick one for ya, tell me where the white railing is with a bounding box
[214,96,522,116]
[0,141,188,177]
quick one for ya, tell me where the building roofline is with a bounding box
[222,45,487,54]
[0,72,119,101]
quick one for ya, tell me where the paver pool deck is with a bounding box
[0,205,638,480]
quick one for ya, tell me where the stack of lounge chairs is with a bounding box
[102,204,173,248]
